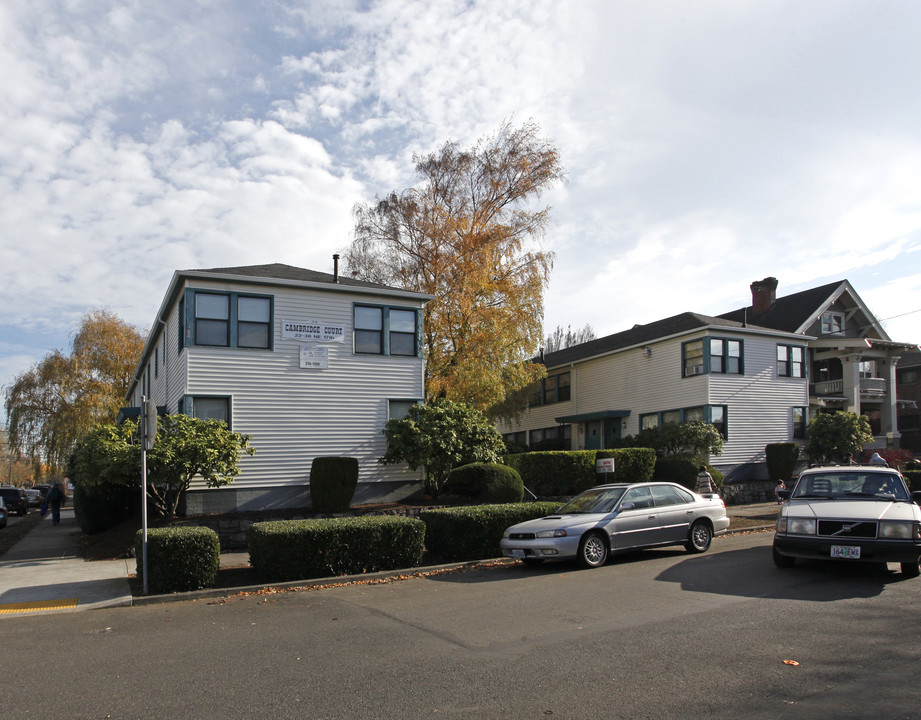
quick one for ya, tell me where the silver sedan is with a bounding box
[500,482,730,569]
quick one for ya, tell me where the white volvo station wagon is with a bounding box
[773,465,921,577]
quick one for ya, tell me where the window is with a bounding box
[180,396,230,426]
[821,312,844,335]
[640,405,727,439]
[684,338,742,377]
[777,344,806,378]
[651,484,692,507]
[710,339,742,374]
[900,369,920,385]
[388,399,420,421]
[354,305,419,356]
[710,405,726,438]
[531,371,571,406]
[792,406,806,439]
[185,290,274,350]
[238,297,271,349]
[683,340,705,376]
[528,425,572,450]
[623,486,654,509]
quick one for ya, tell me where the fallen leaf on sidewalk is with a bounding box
[782,659,800,666]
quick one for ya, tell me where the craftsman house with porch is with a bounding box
[499,277,918,481]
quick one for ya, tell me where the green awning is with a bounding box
[554,410,631,424]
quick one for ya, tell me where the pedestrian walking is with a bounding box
[46,482,65,525]
[774,479,787,504]
[696,465,716,495]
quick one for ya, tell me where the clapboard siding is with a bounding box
[134,274,427,500]
[500,328,809,478]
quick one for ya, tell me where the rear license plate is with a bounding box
[831,545,861,559]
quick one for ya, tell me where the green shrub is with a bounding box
[766,443,800,482]
[135,526,220,594]
[903,469,921,491]
[654,454,723,491]
[73,482,130,535]
[420,502,562,562]
[503,449,655,496]
[309,457,359,513]
[444,463,524,503]
[248,515,425,583]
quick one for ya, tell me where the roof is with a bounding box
[191,263,401,292]
[541,311,782,368]
[718,280,845,334]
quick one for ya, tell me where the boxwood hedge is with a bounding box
[419,502,562,563]
[135,526,220,594]
[502,448,655,496]
[248,515,425,582]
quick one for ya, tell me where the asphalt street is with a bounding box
[2,530,920,719]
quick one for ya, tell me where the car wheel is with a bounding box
[900,558,920,578]
[577,532,608,569]
[685,520,713,553]
[773,545,796,568]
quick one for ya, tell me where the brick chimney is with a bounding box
[750,277,778,314]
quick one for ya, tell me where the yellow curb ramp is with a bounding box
[0,598,79,614]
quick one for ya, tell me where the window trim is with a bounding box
[530,370,572,407]
[353,303,420,357]
[182,289,274,351]
[777,344,807,378]
[179,394,232,427]
[682,337,743,377]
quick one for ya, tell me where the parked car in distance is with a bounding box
[773,465,921,578]
[500,481,731,569]
[0,487,29,516]
[24,488,42,507]
[0,497,7,529]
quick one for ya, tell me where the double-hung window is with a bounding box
[777,345,806,378]
[529,371,571,407]
[186,290,273,350]
[354,305,419,356]
[682,338,743,377]
[710,339,742,374]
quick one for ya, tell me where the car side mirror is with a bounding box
[912,491,921,506]
[777,489,791,500]
[620,502,636,511]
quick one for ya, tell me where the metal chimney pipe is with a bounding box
[333,254,340,283]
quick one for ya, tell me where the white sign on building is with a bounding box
[300,345,329,369]
[282,320,345,343]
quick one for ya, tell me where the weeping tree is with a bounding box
[345,119,565,416]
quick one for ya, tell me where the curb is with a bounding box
[131,526,776,606]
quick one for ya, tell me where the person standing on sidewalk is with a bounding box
[46,482,65,525]
[696,465,716,495]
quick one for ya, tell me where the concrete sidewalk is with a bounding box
[0,508,133,616]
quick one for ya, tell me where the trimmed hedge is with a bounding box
[444,463,524,503]
[503,448,656,496]
[248,515,425,582]
[135,526,220,594]
[420,502,562,562]
[310,456,359,513]
[654,454,723,491]
[766,443,800,482]
[73,482,130,535]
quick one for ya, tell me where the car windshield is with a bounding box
[557,487,627,514]
[791,471,910,501]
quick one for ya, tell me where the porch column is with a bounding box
[841,355,861,414]
[881,355,901,448]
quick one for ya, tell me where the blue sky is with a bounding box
[2,0,920,398]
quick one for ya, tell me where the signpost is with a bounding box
[140,397,157,596]
[595,456,615,483]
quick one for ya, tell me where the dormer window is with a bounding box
[821,311,844,335]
